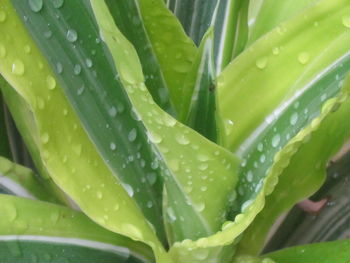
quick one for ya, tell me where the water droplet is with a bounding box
[290,112,298,125]
[0,11,7,22]
[41,133,50,144]
[175,133,190,145]
[194,202,205,212]
[28,0,43,12]
[24,45,31,54]
[44,30,52,39]
[298,52,310,65]
[260,154,266,163]
[164,116,176,127]
[52,0,64,8]
[166,207,177,222]
[0,44,6,58]
[271,134,281,148]
[148,132,162,144]
[96,191,103,199]
[128,128,137,142]
[256,57,268,69]
[272,47,280,55]
[85,58,93,68]
[122,183,134,197]
[56,62,63,74]
[257,143,264,152]
[77,85,85,95]
[246,170,253,182]
[342,15,350,28]
[46,75,56,90]
[146,201,153,208]
[11,59,25,75]
[197,154,209,162]
[200,186,207,192]
[108,106,117,117]
[73,64,81,75]
[241,199,253,211]
[198,163,208,171]
[110,142,116,151]
[66,29,78,42]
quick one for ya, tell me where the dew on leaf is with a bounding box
[66,29,78,42]
[11,59,25,75]
[28,0,43,12]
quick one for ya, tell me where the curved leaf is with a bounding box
[136,0,197,115]
[0,194,153,262]
[266,239,350,263]
[90,0,239,245]
[247,0,318,45]
[0,157,59,202]
[0,1,169,261]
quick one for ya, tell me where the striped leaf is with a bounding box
[0,1,171,261]
[0,194,153,263]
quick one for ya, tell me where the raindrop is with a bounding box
[24,45,31,54]
[167,207,177,222]
[28,0,43,12]
[175,133,190,145]
[85,58,93,68]
[44,30,52,39]
[148,132,162,144]
[56,62,63,74]
[128,128,137,142]
[147,201,153,208]
[110,142,116,151]
[194,202,205,212]
[73,64,81,75]
[46,75,56,90]
[198,163,208,171]
[246,170,253,182]
[290,112,298,125]
[298,52,310,65]
[272,47,280,55]
[257,143,264,152]
[77,85,85,95]
[96,191,103,199]
[271,134,281,148]
[108,106,117,117]
[122,183,134,197]
[260,154,266,163]
[41,133,50,144]
[11,59,25,75]
[256,57,268,69]
[66,29,78,42]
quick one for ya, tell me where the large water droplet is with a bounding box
[41,133,50,144]
[56,62,63,74]
[148,132,162,144]
[175,133,190,145]
[110,142,116,151]
[271,134,281,148]
[166,207,177,222]
[246,170,253,182]
[256,57,268,69]
[46,75,56,90]
[194,202,205,212]
[28,0,43,12]
[290,112,298,125]
[128,128,137,142]
[73,64,81,75]
[66,29,78,42]
[11,59,25,75]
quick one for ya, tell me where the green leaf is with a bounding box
[10,0,167,243]
[168,0,218,45]
[265,239,350,263]
[104,0,173,114]
[0,75,76,207]
[0,194,153,263]
[247,0,318,45]
[90,0,239,245]
[0,91,10,158]
[0,1,170,261]
[132,0,197,115]
[0,156,60,203]
[180,28,217,141]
